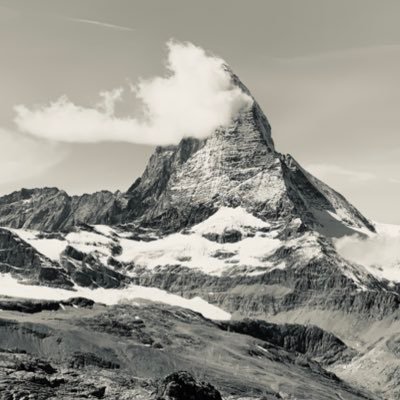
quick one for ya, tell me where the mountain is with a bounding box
[0,75,390,305]
[123,101,374,237]
[0,83,374,237]
[0,187,124,231]
[0,70,399,398]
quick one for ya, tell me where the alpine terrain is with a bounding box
[0,70,399,399]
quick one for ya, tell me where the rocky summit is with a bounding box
[0,71,399,399]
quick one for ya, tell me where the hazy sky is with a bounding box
[0,0,400,223]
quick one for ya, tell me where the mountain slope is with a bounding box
[0,301,376,400]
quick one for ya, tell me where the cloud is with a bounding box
[14,41,252,146]
[67,18,134,32]
[0,128,66,187]
[306,164,400,187]
[335,224,400,280]
[305,164,376,182]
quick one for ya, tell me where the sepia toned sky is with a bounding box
[0,0,400,223]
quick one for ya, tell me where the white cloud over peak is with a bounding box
[14,41,252,146]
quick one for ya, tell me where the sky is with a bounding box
[0,0,400,223]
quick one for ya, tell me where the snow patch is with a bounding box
[8,208,324,277]
[118,230,282,276]
[65,230,114,260]
[115,207,280,276]
[93,224,118,236]
[0,274,231,321]
[9,228,116,262]
[192,206,270,236]
[9,229,66,261]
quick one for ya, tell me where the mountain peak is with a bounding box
[123,83,373,237]
[0,72,373,238]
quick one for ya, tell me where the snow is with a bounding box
[192,206,270,236]
[9,229,66,261]
[66,230,114,246]
[8,208,321,277]
[256,344,269,354]
[291,233,322,260]
[93,225,118,236]
[65,230,114,260]
[115,207,280,276]
[0,274,231,321]
[9,228,115,262]
[118,230,282,276]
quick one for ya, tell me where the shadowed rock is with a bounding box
[155,371,222,400]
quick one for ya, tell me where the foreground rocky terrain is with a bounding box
[0,299,375,399]
[0,68,399,398]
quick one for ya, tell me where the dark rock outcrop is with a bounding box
[68,352,120,369]
[155,371,222,400]
[0,297,94,314]
[0,228,73,288]
[218,319,355,365]
[61,245,130,289]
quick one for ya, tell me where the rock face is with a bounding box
[218,319,355,366]
[155,371,222,400]
[0,228,73,288]
[0,188,123,232]
[0,297,94,314]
